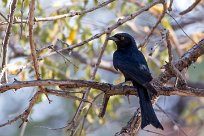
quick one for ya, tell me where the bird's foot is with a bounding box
[117,81,132,87]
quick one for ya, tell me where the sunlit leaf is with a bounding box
[2,0,8,6]
[67,28,77,44]
[162,17,172,30]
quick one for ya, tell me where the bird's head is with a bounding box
[108,33,136,49]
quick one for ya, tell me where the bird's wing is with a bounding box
[118,61,152,84]
[113,51,120,71]
[113,58,119,71]
[113,52,152,84]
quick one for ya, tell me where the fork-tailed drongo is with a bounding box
[108,33,163,130]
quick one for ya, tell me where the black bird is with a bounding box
[108,33,163,130]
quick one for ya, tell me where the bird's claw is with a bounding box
[117,81,132,87]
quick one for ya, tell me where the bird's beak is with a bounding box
[108,36,119,42]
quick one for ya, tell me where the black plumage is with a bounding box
[108,33,163,130]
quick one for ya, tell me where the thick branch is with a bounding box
[0,79,204,97]
[156,39,204,84]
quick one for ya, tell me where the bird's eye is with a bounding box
[121,37,125,40]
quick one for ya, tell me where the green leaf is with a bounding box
[2,0,8,6]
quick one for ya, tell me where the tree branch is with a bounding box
[157,39,204,84]
[0,0,116,25]
[0,11,8,22]
[1,0,18,83]
[28,0,40,80]
[1,79,204,97]
[179,0,201,15]
[138,0,166,48]
[15,0,45,127]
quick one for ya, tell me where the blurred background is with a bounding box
[0,0,204,136]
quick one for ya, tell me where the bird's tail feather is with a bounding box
[133,81,163,130]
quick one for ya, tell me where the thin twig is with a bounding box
[19,91,41,127]
[33,125,67,130]
[28,0,41,80]
[171,15,204,30]
[92,34,111,77]
[0,91,40,127]
[179,0,201,15]
[1,0,18,83]
[166,12,197,45]
[20,0,25,39]
[0,11,8,22]
[0,0,117,25]
[47,45,78,69]
[163,29,173,62]
[164,29,186,86]
[138,0,166,48]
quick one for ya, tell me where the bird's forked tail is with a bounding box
[133,81,164,130]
